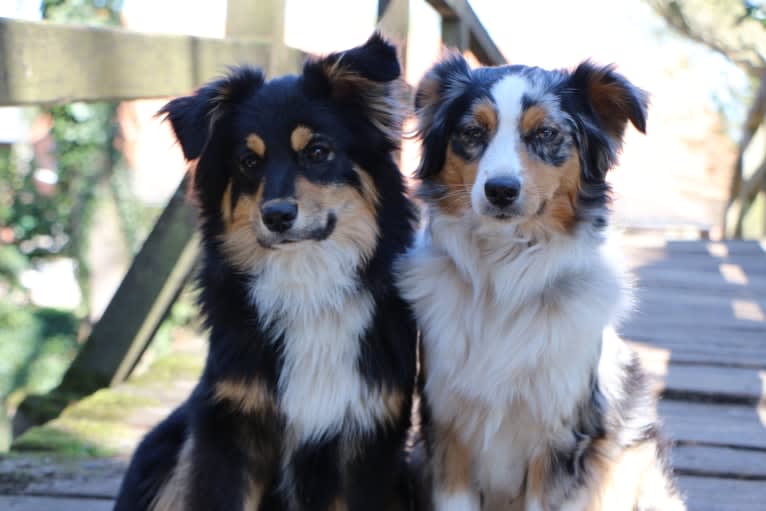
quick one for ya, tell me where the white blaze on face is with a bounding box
[471,74,531,215]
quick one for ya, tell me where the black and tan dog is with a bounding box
[114,34,419,511]
[398,55,685,510]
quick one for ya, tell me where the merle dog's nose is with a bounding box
[261,200,298,233]
[484,176,521,208]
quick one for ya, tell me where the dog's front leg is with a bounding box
[524,454,552,511]
[150,386,280,511]
[431,423,480,511]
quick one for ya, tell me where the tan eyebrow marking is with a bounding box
[521,104,549,133]
[472,99,497,132]
[290,125,314,152]
[246,133,266,157]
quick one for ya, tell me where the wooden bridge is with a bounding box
[3,237,765,510]
[1,1,765,510]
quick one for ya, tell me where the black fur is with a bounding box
[115,33,418,511]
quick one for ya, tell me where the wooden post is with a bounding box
[226,0,303,76]
[425,0,505,66]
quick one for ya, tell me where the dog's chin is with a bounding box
[477,203,524,222]
[256,213,337,250]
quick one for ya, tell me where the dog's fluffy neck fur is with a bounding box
[400,209,630,496]
[417,207,628,319]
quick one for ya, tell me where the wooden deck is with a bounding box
[1,238,765,510]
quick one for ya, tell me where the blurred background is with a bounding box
[0,0,763,459]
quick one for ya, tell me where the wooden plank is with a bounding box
[662,364,764,404]
[625,329,766,368]
[660,400,766,449]
[636,288,766,310]
[635,347,765,403]
[632,273,766,298]
[0,456,123,499]
[673,444,766,479]
[621,321,766,349]
[425,0,506,65]
[0,496,113,510]
[0,17,273,105]
[677,476,765,511]
[622,240,766,256]
[631,258,766,279]
[628,305,766,331]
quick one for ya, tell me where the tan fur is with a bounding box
[290,125,313,152]
[329,496,348,511]
[519,148,581,233]
[213,379,275,414]
[321,61,406,144]
[354,166,380,209]
[150,438,194,511]
[520,105,548,133]
[221,181,233,224]
[294,176,379,261]
[435,146,479,215]
[472,99,497,132]
[584,439,684,511]
[588,73,634,139]
[382,388,405,422]
[219,181,266,271]
[432,423,473,494]
[219,166,379,272]
[525,453,549,506]
[242,479,264,511]
[246,133,266,157]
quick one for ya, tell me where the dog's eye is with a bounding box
[460,126,486,145]
[535,127,558,141]
[240,154,260,170]
[305,141,332,163]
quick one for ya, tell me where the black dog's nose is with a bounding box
[484,176,521,208]
[261,200,298,233]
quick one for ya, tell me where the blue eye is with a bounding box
[460,125,486,144]
[535,127,558,141]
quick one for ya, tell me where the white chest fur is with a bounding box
[398,214,630,497]
[249,242,387,443]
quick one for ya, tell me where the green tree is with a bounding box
[0,0,124,450]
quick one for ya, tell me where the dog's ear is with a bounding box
[565,61,648,176]
[159,66,265,161]
[413,53,473,179]
[302,32,405,145]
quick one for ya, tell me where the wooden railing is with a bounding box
[723,70,766,239]
[10,0,504,432]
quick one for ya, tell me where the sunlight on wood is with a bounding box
[759,373,766,426]
[706,242,728,258]
[719,263,748,285]
[732,300,766,322]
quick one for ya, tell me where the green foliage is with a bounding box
[0,303,79,402]
[42,0,122,25]
[743,1,766,25]
[0,0,131,451]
